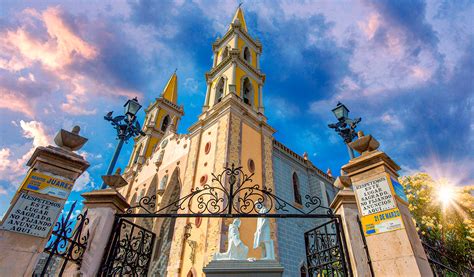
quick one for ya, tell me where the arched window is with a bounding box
[326,190,331,205]
[242,77,252,106]
[131,192,137,204]
[243,47,251,63]
[293,172,302,204]
[300,264,307,277]
[161,115,170,132]
[133,144,143,164]
[215,78,225,104]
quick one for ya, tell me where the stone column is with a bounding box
[203,82,211,111]
[229,62,237,95]
[213,51,218,67]
[79,188,130,276]
[331,177,372,277]
[0,127,89,276]
[340,131,432,276]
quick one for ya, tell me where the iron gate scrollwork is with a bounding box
[123,164,333,218]
[35,201,90,276]
[100,217,155,276]
[100,164,350,276]
[304,218,352,277]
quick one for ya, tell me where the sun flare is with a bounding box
[437,185,455,206]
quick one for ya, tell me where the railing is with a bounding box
[35,201,89,276]
[420,233,473,276]
[304,218,352,276]
[100,217,156,276]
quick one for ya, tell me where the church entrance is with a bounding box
[99,165,351,276]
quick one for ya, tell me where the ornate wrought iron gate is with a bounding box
[100,217,156,276]
[100,165,350,276]
[34,201,89,276]
[304,218,352,276]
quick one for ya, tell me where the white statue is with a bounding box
[253,203,275,260]
[213,218,248,260]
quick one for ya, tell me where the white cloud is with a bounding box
[184,77,199,94]
[266,96,300,119]
[0,88,35,117]
[73,171,94,191]
[0,6,142,117]
[0,149,12,172]
[19,120,52,147]
[0,120,53,184]
[380,112,403,130]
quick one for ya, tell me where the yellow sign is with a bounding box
[21,171,73,199]
[361,207,404,236]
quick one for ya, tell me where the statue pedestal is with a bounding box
[203,260,284,277]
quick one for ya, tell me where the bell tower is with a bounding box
[126,72,184,170]
[203,7,265,114]
[170,7,277,275]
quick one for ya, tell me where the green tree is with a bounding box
[401,173,473,273]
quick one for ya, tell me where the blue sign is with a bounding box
[391,177,408,202]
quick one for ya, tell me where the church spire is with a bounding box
[203,7,265,115]
[162,72,178,103]
[124,71,183,169]
[229,6,248,32]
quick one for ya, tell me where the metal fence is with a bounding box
[34,201,89,276]
[419,233,473,277]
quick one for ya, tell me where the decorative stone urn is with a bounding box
[334,175,352,190]
[348,131,380,155]
[54,126,88,151]
[101,168,128,190]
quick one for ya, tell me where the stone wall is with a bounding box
[272,145,335,277]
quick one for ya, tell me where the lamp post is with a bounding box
[328,102,361,159]
[101,97,145,189]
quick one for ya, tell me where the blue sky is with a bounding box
[0,0,473,216]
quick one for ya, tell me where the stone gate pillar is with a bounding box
[79,188,130,276]
[330,180,371,277]
[0,126,89,276]
[336,131,432,276]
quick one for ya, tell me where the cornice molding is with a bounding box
[206,53,265,84]
[212,26,262,53]
[188,92,273,136]
[273,140,335,183]
[146,97,184,115]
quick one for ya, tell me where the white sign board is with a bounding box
[354,176,396,216]
[1,193,62,238]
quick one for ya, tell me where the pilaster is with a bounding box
[330,189,372,276]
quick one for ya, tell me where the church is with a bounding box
[117,7,338,277]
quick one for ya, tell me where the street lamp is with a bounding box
[328,102,361,159]
[124,97,142,118]
[332,102,349,121]
[101,97,145,189]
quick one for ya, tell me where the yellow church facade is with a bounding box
[118,8,337,277]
